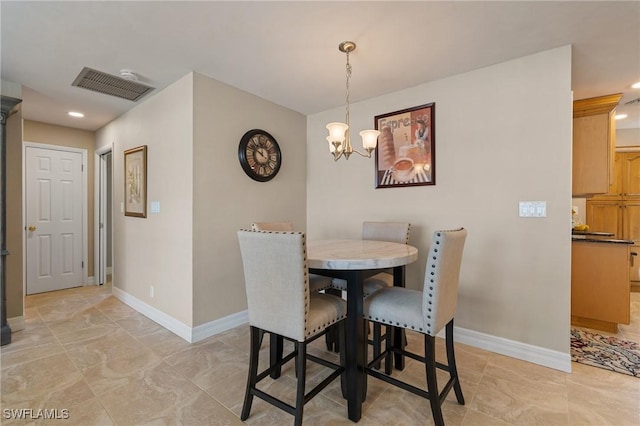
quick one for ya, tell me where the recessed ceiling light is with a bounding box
[632,82,640,89]
[68,111,84,118]
[614,113,628,120]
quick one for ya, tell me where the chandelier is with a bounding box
[326,41,380,161]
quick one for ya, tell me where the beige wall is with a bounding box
[616,128,640,147]
[96,74,194,326]
[5,108,23,320]
[94,47,574,357]
[307,46,573,354]
[96,71,307,329]
[23,120,96,278]
[191,72,307,326]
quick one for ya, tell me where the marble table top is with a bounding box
[307,239,418,270]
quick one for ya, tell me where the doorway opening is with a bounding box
[95,147,112,286]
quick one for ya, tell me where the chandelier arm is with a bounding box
[350,148,373,158]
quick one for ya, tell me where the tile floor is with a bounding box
[1,282,639,425]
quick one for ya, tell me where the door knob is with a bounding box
[28,226,36,232]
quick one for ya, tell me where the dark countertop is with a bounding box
[572,237,634,245]
[571,230,615,237]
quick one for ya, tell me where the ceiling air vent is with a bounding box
[71,67,154,101]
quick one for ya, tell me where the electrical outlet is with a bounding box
[150,285,154,298]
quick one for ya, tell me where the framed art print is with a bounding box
[374,103,435,188]
[124,145,147,217]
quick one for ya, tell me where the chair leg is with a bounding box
[270,334,283,379]
[425,335,444,426]
[384,324,393,375]
[325,326,335,351]
[324,289,341,351]
[294,341,306,426]
[339,321,347,399]
[446,319,465,405]
[372,322,382,370]
[241,326,260,421]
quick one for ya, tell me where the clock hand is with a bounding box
[257,148,268,163]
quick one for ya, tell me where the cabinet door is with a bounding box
[571,242,630,325]
[586,200,622,237]
[590,152,623,200]
[573,114,611,195]
[622,152,640,199]
[623,201,640,241]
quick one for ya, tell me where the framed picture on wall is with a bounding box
[124,145,147,217]
[374,103,435,188]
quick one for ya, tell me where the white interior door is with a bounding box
[26,146,84,294]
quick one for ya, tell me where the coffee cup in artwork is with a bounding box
[392,157,414,181]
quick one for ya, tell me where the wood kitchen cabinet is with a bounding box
[571,241,631,332]
[586,149,640,288]
[620,151,640,199]
[590,151,640,201]
[586,200,622,236]
[572,93,622,196]
[586,199,640,285]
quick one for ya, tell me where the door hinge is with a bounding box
[81,165,84,172]
[82,261,84,268]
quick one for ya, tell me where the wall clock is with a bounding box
[238,129,282,182]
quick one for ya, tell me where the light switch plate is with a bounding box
[519,201,547,217]
[150,201,160,214]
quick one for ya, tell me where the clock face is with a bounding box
[238,129,282,182]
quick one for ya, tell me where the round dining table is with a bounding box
[307,239,419,422]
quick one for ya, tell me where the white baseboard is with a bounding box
[8,316,25,332]
[113,287,192,341]
[106,266,112,275]
[112,287,248,343]
[87,276,95,285]
[192,310,248,343]
[438,325,572,373]
[110,287,570,372]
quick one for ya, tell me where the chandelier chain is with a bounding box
[345,51,351,131]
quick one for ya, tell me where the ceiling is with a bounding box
[2,1,639,132]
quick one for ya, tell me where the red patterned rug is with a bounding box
[571,329,640,377]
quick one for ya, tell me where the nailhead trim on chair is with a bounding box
[364,313,424,332]
[239,227,348,425]
[361,228,467,426]
[423,231,444,335]
[243,229,341,340]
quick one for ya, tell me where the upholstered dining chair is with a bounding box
[250,222,335,353]
[251,222,332,292]
[363,228,467,426]
[329,221,411,366]
[237,230,346,425]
